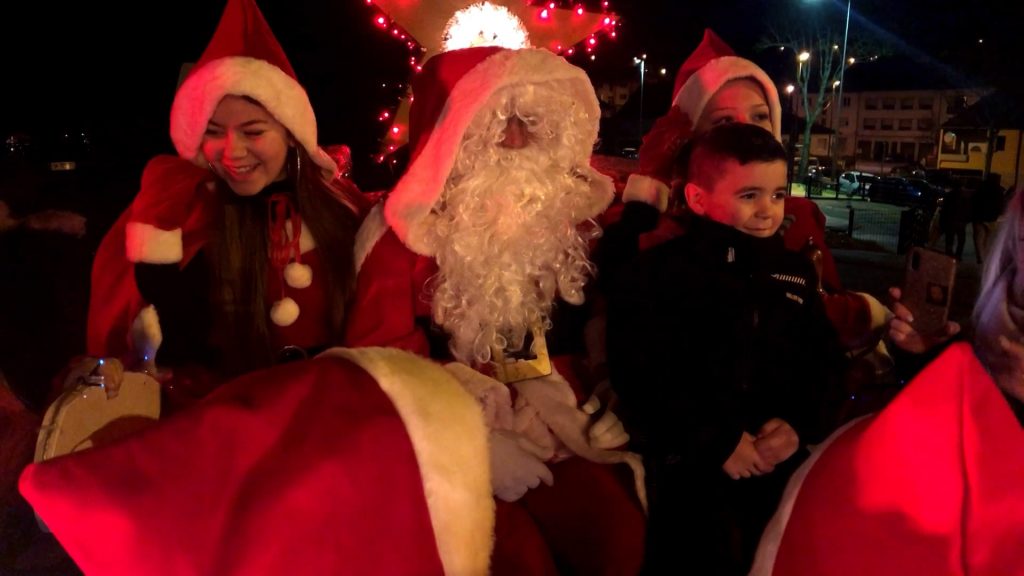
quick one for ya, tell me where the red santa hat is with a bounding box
[21,349,494,575]
[671,29,782,140]
[752,342,1024,575]
[170,0,335,175]
[383,47,614,256]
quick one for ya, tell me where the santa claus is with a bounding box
[346,46,647,574]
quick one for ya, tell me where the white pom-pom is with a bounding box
[270,297,300,327]
[284,262,313,289]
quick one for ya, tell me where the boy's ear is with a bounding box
[684,182,707,215]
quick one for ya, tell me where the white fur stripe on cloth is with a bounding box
[319,347,494,576]
[353,203,388,274]
[749,415,870,576]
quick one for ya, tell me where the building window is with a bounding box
[840,117,850,128]
[865,97,878,110]
[881,118,894,130]
[917,118,934,130]
[918,97,933,110]
[919,142,935,161]
[900,97,915,110]
[842,96,851,107]
[863,118,877,130]
[857,140,871,158]
[997,135,1007,151]
[898,118,913,131]
[882,98,897,110]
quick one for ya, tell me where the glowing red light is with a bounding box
[566,47,575,55]
[392,28,401,36]
[375,15,386,27]
[603,17,611,25]
[391,126,400,135]
[602,1,609,6]
[588,36,597,46]
[556,44,563,52]
[548,2,555,9]
[380,111,391,120]
[610,30,617,38]
[575,5,584,15]
[539,8,549,19]
[415,65,423,72]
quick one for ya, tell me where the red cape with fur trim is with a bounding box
[20,350,493,575]
[753,342,1024,575]
[87,156,216,358]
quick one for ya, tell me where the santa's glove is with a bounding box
[443,362,515,431]
[622,107,694,212]
[581,380,630,450]
[489,429,554,502]
[512,371,648,513]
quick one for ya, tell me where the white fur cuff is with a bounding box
[622,174,670,213]
[125,223,183,264]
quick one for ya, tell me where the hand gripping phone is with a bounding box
[902,247,957,336]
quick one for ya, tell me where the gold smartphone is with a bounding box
[902,247,957,336]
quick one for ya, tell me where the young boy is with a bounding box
[607,122,845,575]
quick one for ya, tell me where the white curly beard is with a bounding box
[423,81,601,365]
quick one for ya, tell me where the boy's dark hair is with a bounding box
[677,123,787,190]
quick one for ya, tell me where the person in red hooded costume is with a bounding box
[751,187,1024,576]
[84,0,368,409]
[345,46,648,575]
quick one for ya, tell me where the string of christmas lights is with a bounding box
[362,0,620,163]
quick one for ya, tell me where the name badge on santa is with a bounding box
[490,325,553,384]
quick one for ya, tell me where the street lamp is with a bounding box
[634,54,647,139]
[785,84,797,196]
[833,0,852,189]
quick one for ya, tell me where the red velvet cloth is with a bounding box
[770,343,1024,575]
[20,356,443,576]
[783,196,841,293]
[87,156,214,358]
[268,248,332,352]
[347,228,647,573]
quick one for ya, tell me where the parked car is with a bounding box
[867,177,944,207]
[837,171,879,197]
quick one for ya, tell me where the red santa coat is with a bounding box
[752,342,1024,575]
[20,348,494,575]
[346,207,647,575]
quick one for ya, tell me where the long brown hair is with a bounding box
[207,146,366,375]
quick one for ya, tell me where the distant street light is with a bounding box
[636,54,647,139]
[785,84,796,95]
[804,0,853,193]
[798,51,811,62]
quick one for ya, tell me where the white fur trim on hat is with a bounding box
[672,56,783,141]
[125,223,183,264]
[386,49,603,256]
[319,347,494,576]
[170,56,337,175]
[270,297,300,326]
[622,174,671,212]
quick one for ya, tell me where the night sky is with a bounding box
[2,0,1021,187]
